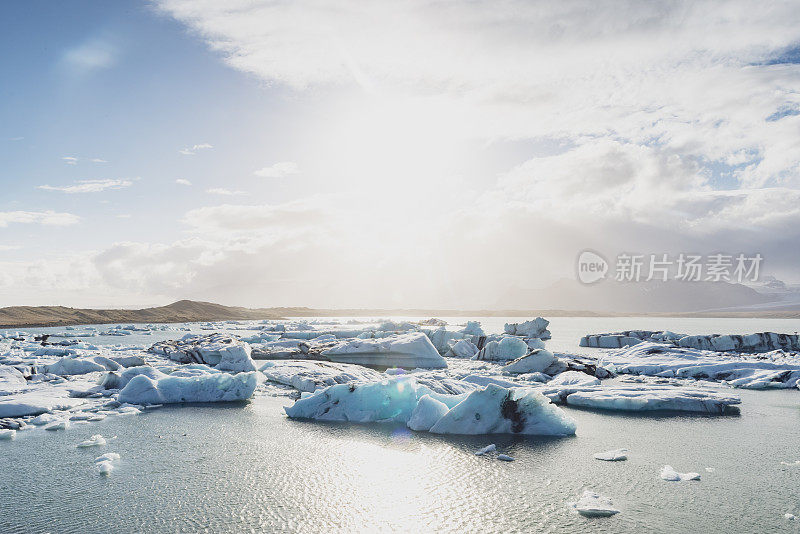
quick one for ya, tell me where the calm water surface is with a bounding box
[2,317,800,533]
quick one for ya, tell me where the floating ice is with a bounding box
[446,339,478,359]
[497,454,515,461]
[474,337,529,362]
[95,452,121,463]
[285,377,576,436]
[259,360,381,393]
[570,490,620,517]
[96,460,114,476]
[322,333,446,369]
[660,465,700,481]
[475,444,497,456]
[594,449,628,461]
[598,342,800,389]
[563,385,740,414]
[0,390,86,418]
[77,434,107,448]
[407,394,450,431]
[0,429,16,440]
[428,384,577,436]
[460,321,485,337]
[502,349,557,374]
[786,514,797,521]
[44,419,70,431]
[504,318,551,339]
[149,334,257,372]
[118,369,261,405]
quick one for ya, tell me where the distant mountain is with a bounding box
[496,279,781,314]
[0,300,286,328]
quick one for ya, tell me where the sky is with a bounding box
[1,0,799,309]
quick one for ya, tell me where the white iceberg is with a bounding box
[0,390,86,418]
[563,385,740,414]
[660,465,700,481]
[474,337,529,362]
[504,318,551,339]
[407,394,450,431]
[96,460,114,476]
[117,369,261,405]
[547,371,601,387]
[285,377,576,436]
[95,452,121,463]
[77,434,107,448]
[0,429,16,440]
[446,339,479,359]
[428,384,577,436]
[259,360,382,393]
[502,349,557,374]
[149,334,257,372]
[475,444,496,456]
[594,448,628,461]
[570,490,620,517]
[322,333,446,369]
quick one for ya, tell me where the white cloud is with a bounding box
[62,156,107,165]
[62,37,116,72]
[175,178,192,186]
[38,179,133,194]
[0,210,80,228]
[179,143,214,155]
[254,161,299,178]
[205,187,246,196]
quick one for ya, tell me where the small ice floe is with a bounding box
[95,452,121,476]
[786,513,796,521]
[475,444,497,456]
[44,420,70,431]
[780,460,800,466]
[95,452,120,463]
[569,490,619,517]
[96,460,114,476]
[660,465,700,481]
[497,454,515,462]
[704,467,715,472]
[0,428,16,440]
[593,449,628,461]
[77,434,107,448]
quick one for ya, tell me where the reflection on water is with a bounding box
[2,390,800,533]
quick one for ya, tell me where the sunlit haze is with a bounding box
[2,1,800,308]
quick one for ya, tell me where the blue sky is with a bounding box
[1,1,800,308]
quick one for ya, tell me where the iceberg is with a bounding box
[660,465,700,481]
[285,377,576,436]
[117,369,261,405]
[0,365,26,392]
[96,460,114,476]
[0,429,16,440]
[446,339,478,359]
[497,454,515,461]
[502,349,557,374]
[563,385,740,414]
[0,390,86,418]
[582,330,800,353]
[598,342,800,389]
[77,434,107,448]
[570,490,620,517]
[321,333,446,369]
[407,394,450,431]
[149,334,257,372]
[546,370,600,387]
[95,452,120,463]
[428,384,576,436]
[474,337,529,362]
[460,321,485,337]
[475,444,496,456]
[259,360,382,393]
[504,318,551,339]
[594,449,628,461]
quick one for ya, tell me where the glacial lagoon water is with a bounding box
[2,317,800,533]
